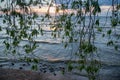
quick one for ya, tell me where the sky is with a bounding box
[0,0,119,14]
[0,0,120,7]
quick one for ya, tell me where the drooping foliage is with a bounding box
[0,0,120,80]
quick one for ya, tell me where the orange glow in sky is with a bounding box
[0,6,112,16]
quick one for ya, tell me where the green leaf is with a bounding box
[65,31,69,36]
[40,28,43,35]
[68,63,73,72]
[114,45,118,51]
[1,0,4,2]
[31,29,39,36]
[3,19,6,24]
[107,40,114,46]
[24,44,31,53]
[69,37,73,42]
[33,13,38,19]
[31,64,38,71]
[12,40,19,47]
[102,34,105,37]
[64,43,68,48]
[28,21,32,25]
[3,41,10,49]
[61,70,65,75]
[111,18,117,27]
[97,27,102,32]
[12,49,16,54]
[33,58,39,63]
[107,30,112,35]
[79,65,85,71]
[0,26,2,31]
[26,57,32,62]
[95,19,99,26]
[10,30,15,37]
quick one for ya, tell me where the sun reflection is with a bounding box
[31,6,59,15]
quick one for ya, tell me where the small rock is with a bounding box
[53,73,56,76]
[43,70,46,73]
[59,67,65,70]
[22,64,26,66]
[49,67,54,72]
[0,65,3,67]
[39,62,42,64]
[19,67,23,70]
[11,63,14,66]
[27,62,30,66]
[43,64,47,66]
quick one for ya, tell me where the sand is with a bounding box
[0,68,88,80]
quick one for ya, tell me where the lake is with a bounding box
[0,0,120,80]
[54,0,120,6]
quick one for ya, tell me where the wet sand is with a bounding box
[0,68,88,80]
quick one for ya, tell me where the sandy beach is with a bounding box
[0,68,88,80]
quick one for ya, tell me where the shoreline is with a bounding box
[0,59,120,80]
[0,68,88,80]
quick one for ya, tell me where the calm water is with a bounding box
[0,6,120,63]
[54,0,120,5]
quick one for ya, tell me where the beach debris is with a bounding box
[11,62,14,66]
[19,67,23,70]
